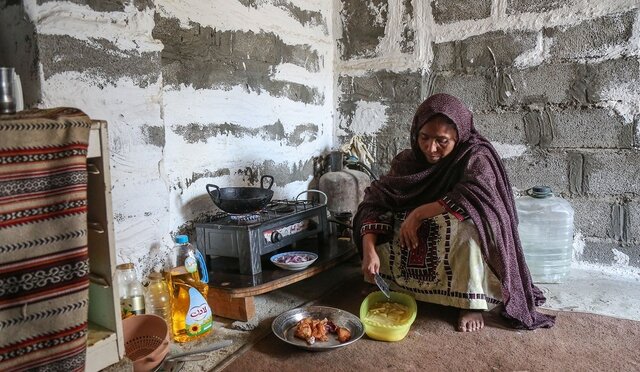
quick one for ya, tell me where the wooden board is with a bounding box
[206,238,356,320]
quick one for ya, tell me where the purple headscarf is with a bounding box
[354,93,555,330]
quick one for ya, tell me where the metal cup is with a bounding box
[0,67,16,114]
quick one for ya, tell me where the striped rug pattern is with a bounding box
[0,108,92,371]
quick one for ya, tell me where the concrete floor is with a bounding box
[108,258,640,371]
[539,263,640,321]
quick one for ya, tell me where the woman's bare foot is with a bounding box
[457,310,484,332]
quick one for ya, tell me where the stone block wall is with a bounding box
[0,0,334,272]
[1,0,639,275]
[336,0,640,272]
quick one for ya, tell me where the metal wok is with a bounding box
[206,175,274,214]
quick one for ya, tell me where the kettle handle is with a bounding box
[296,189,328,205]
[206,184,220,204]
[261,175,274,190]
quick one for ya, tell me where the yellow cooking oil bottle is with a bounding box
[164,234,213,342]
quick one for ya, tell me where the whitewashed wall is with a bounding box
[16,0,334,274]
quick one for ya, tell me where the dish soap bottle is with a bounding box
[165,235,212,342]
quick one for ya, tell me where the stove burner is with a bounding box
[228,213,260,224]
[268,204,295,214]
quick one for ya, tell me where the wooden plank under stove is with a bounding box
[206,238,357,321]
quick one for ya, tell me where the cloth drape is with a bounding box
[0,108,92,371]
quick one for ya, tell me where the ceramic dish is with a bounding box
[272,306,364,351]
[270,251,318,271]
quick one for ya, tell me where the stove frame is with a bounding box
[195,201,328,275]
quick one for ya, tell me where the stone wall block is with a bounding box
[431,30,538,73]
[400,0,415,53]
[38,34,160,88]
[628,200,640,241]
[501,63,585,106]
[474,111,526,144]
[608,203,630,242]
[428,72,494,111]
[586,58,640,103]
[431,0,491,24]
[581,239,640,266]
[339,0,388,60]
[518,108,633,150]
[506,0,575,14]
[568,152,585,196]
[372,103,416,171]
[503,150,569,194]
[544,11,635,61]
[583,151,640,195]
[339,70,422,103]
[550,109,632,149]
[523,109,554,147]
[431,41,459,72]
[635,115,640,149]
[570,198,611,238]
[460,30,538,70]
[154,16,323,103]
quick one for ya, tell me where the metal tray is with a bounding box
[271,306,364,351]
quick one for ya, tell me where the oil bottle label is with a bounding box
[185,287,212,336]
[185,255,197,273]
[121,295,145,319]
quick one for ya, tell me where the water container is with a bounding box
[516,186,574,283]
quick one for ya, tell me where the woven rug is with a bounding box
[222,274,640,372]
[0,108,92,371]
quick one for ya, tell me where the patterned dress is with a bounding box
[362,198,502,310]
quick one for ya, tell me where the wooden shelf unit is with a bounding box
[85,120,124,371]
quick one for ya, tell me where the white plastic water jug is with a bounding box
[516,186,574,283]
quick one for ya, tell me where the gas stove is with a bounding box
[195,200,328,275]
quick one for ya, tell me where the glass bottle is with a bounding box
[145,272,171,325]
[115,263,145,319]
[164,235,213,342]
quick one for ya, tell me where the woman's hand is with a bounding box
[399,209,422,249]
[361,234,379,281]
[399,202,446,249]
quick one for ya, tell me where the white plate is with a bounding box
[271,306,364,351]
[270,251,318,271]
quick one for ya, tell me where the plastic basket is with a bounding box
[123,314,170,371]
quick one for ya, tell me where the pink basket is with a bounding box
[123,314,170,372]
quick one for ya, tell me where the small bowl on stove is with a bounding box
[270,251,318,271]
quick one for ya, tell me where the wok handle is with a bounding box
[205,184,221,204]
[261,175,274,190]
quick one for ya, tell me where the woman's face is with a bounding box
[417,116,458,164]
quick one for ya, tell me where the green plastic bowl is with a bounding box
[359,291,417,342]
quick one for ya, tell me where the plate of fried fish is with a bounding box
[271,306,364,351]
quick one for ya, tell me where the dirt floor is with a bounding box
[106,256,640,371]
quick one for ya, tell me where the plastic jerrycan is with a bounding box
[164,235,213,342]
[516,186,574,283]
